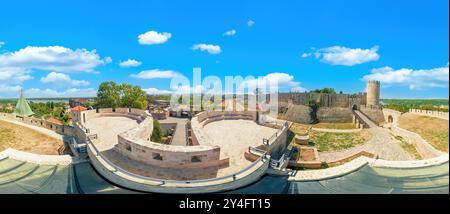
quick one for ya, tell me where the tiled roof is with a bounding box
[71,106,88,111]
[46,118,63,125]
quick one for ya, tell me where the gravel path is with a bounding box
[319,110,412,161]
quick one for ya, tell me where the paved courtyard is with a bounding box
[84,117,139,152]
[201,119,278,176]
[159,117,188,146]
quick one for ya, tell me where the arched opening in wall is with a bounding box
[191,155,202,163]
[152,153,163,161]
[388,115,394,123]
[352,104,358,111]
[125,144,132,152]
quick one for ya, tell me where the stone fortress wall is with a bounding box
[409,109,449,120]
[278,92,364,109]
[279,81,385,124]
[0,112,82,142]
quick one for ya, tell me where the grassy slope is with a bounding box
[399,114,449,152]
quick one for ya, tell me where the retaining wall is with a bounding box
[316,107,353,123]
[359,105,385,125]
[409,109,449,120]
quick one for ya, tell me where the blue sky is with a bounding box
[0,0,448,98]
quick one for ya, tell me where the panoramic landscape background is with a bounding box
[0,0,448,100]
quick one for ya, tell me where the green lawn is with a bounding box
[310,130,371,152]
[399,114,449,152]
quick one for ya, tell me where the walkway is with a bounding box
[159,117,188,146]
[0,157,135,194]
[319,110,412,161]
[1,156,447,194]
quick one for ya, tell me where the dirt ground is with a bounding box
[0,120,63,155]
[298,148,318,161]
[399,113,449,152]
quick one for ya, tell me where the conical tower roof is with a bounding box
[13,89,34,117]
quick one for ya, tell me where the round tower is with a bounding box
[366,80,380,107]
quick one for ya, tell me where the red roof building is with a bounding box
[71,106,88,112]
[46,118,63,125]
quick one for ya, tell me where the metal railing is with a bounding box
[75,122,90,134]
[269,148,293,169]
[86,135,269,185]
[249,146,266,156]
[262,121,289,146]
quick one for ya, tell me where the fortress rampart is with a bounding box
[279,81,385,125]
[278,92,364,108]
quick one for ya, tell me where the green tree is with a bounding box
[311,88,336,94]
[96,81,148,110]
[151,119,163,143]
[96,82,121,108]
[119,84,148,109]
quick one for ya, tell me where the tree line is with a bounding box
[96,81,148,110]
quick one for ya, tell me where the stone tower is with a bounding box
[366,80,380,107]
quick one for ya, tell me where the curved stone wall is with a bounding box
[87,142,270,193]
[115,116,227,171]
[76,108,230,180]
[0,148,74,165]
[281,104,315,124]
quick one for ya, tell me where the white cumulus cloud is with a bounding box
[0,86,97,98]
[24,88,97,98]
[0,67,33,84]
[247,20,255,27]
[362,64,449,90]
[143,88,173,95]
[130,69,179,79]
[192,44,222,55]
[0,46,107,72]
[119,59,142,67]
[223,29,237,36]
[40,72,90,86]
[138,30,172,45]
[241,72,304,92]
[171,85,206,95]
[0,41,5,48]
[302,45,380,66]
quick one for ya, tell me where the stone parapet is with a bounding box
[288,154,449,181]
[409,109,449,120]
[87,142,270,193]
[0,148,74,165]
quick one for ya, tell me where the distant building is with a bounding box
[13,89,34,117]
[151,110,170,120]
[69,98,90,108]
[70,106,88,124]
[46,117,63,125]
